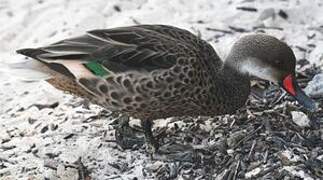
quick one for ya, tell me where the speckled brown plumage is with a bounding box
[17,25,251,121]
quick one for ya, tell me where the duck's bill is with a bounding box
[281,74,317,112]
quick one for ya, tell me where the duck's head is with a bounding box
[225,34,317,111]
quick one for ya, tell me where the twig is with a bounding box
[236,6,258,12]
[131,17,141,25]
[205,27,233,34]
[228,26,249,33]
[253,26,284,31]
[234,123,264,149]
[233,160,241,180]
[263,149,269,164]
[248,140,257,160]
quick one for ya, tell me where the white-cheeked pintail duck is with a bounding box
[16,25,317,152]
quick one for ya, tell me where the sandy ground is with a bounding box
[0,0,323,179]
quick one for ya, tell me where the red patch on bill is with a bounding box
[283,74,296,96]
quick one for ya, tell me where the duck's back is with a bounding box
[17,25,246,120]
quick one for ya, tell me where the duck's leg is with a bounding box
[114,114,144,149]
[141,120,159,156]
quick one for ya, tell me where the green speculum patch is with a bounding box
[84,61,109,77]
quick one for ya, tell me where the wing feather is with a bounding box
[17,25,217,75]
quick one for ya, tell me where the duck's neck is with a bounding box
[208,59,251,114]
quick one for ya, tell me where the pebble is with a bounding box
[56,165,79,180]
[291,111,311,128]
[305,73,323,97]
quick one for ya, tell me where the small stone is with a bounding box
[57,165,79,180]
[291,111,311,128]
[113,5,121,12]
[41,126,49,133]
[278,9,288,19]
[227,149,234,154]
[258,8,275,21]
[305,73,323,97]
[50,123,58,131]
[278,150,301,165]
[28,118,37,124]
[245,167,261,178]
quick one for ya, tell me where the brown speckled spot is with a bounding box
[183,67,189,72]
[166,77,173,83]
[194,88,201,94]
[123,79,131,88]
[140,103,147,109]
[99,84,108,93]
[116,76,122,84]
[179,73,185,80]
[110,92,119,100]
[146,81,153,88]
[174,82,181,88]
[154,91,162,96]
[178,58,185,65]
[187,71,194,78]
[127,73,134,78]
[135,96,143,102]
[180,87,186,93]
[139,77,148,83]
[123,97,132,104]
[163,92,171,98]
[173,66,181,73]
[189,57,196,63]
[126,106,134,111]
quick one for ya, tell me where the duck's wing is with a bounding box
[17,25,215,77]
[134,25,201,44]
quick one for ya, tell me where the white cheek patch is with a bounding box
[239,58,277,82]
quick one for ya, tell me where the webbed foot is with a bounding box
[141,120,160,158]
[114,115,144,149]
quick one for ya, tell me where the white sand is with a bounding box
[0,0,322,179]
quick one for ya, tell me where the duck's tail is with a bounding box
[0,49,54,82]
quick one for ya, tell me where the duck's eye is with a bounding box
[273,59,284,67]
[274,60,280,65]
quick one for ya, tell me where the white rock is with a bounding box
[283,166,314,180]
[305,73,323,97]
[258,8,276,21]
[291,111,311,128]
[279,150,301,164]
[57,165,79,180]
[257,8,276,27]
[245,167,261,178]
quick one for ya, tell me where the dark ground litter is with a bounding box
[111,61,323,180]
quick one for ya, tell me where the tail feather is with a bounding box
[1,48,57,82]
[15,48,76,80]
[12,47,95,83]
[16,48,48,60]
[0,60,52,82]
